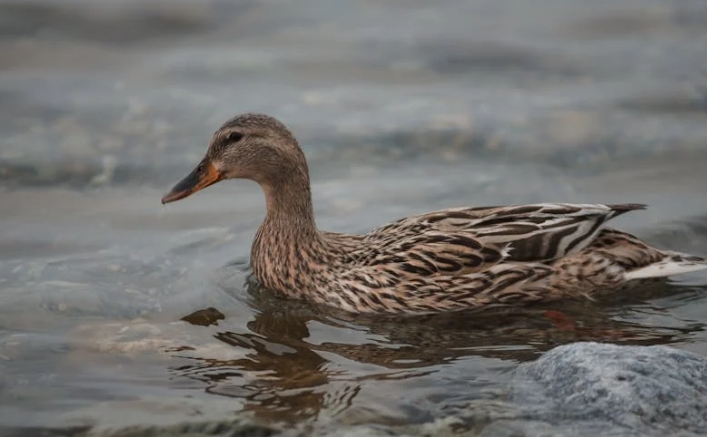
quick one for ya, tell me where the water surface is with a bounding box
[1,0,707,435]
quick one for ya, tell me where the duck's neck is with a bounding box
[250,171,326,292]
[260,179,318,237]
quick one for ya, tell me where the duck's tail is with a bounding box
[624,252,707,281]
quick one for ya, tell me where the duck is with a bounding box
[161,113,707,314]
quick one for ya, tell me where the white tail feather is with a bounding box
[624,254,707,281]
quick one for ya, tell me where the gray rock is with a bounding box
[505,342,707,437]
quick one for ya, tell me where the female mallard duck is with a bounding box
[162,113,707,314]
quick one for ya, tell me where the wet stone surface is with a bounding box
[503,342,707,437]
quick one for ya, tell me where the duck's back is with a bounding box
[311,203,707,313]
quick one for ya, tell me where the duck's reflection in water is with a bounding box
[169,280,706,423]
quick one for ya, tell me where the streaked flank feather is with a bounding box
[162,113,707,314]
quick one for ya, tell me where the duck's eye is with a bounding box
[227,132,244,143]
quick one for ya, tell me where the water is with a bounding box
[1,0,707,435]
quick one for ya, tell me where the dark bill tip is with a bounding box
[161,189,189,204]
[161,160,222,205]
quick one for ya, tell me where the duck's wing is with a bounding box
[365,203,646,276]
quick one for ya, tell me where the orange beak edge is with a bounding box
[161,160,223,204]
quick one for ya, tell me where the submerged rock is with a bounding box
[498,342,707,437]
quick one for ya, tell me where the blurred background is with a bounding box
[1,0,707,436]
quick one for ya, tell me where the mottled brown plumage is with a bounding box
[162,113,707,314]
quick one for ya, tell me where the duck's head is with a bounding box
[161,113,308,204]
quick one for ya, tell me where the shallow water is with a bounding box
[1,0,707,435]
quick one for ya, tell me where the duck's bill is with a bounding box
[161,160,223,204]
